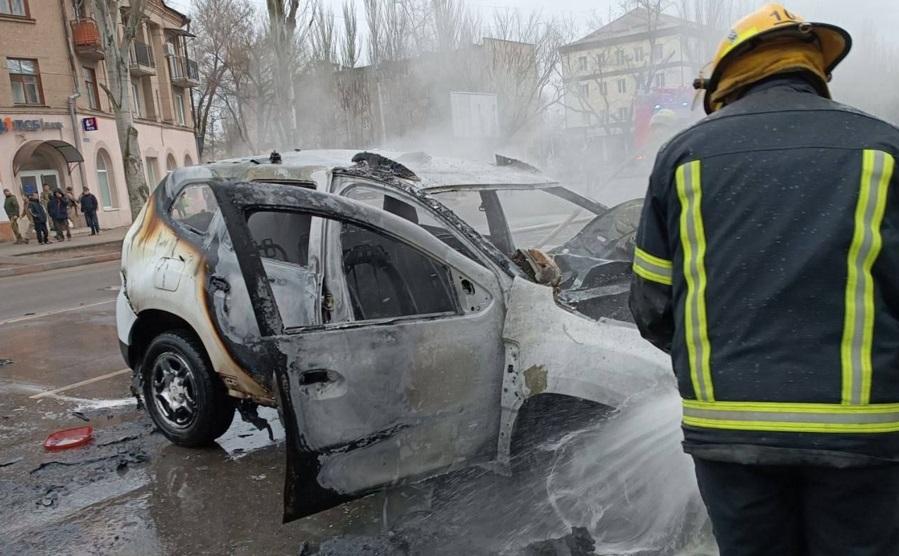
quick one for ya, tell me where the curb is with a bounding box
[21,238,122,256]
[4,238,123,258]
[0,252,120,278]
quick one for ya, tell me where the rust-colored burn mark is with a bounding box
[133,196,163,249]
[524,365,548,395]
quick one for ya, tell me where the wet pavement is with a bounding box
[0,261,716,555]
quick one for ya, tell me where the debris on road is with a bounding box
[43,426,93,451]
[71,411,90,422]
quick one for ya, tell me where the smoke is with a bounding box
[545,389,713,554]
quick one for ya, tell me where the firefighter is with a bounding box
[629,4,899,555]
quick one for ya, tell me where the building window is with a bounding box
[618,107,629,122]
[145,157,159,189]
[131,80,143,117]
[617,78,627,94]
[7,58,43,105]
[578,56,587,72]
[653,44,664,61]
[655,72,666,88]
[184,154,193,167]
[0,0,27,17]
[173,90,185,126]
[599,81,608,96]
[166,154,177,174]
[579,82,589,98]
[634,46,644,62]
[83,66,100,110]
[615,49,625,66]
[96,149,117,209]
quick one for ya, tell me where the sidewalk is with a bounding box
[0,226,129,278]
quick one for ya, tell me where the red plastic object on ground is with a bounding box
[44,426,93,451]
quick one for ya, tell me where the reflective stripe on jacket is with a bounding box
[629,75,899,464]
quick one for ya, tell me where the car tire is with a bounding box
[142,331,235,447]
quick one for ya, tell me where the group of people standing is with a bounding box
[3,184,101,245]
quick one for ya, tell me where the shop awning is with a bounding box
[13,140,85,176]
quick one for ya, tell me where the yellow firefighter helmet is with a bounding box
[694,3,852,114]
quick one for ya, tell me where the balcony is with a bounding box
[168,55,200,88]
[71,19,104,61]
[129,41,156,76]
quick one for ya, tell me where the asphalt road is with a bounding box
[0,260,121,325]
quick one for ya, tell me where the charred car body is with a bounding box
[116,150,670,519]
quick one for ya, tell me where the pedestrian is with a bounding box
[3,188,27,244]
[26,193,49,245]
[40,183,52,211]
[629,4,899,555]
[47,189,71,241]
[65,186,82,229]
[79,187,100,235]
[20,194,34,241]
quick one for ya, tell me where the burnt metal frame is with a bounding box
[210,179,509,521]
[211,180,487,338]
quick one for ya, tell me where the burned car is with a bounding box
[116,150,670,519]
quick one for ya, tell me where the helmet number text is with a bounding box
[770,8,798,23]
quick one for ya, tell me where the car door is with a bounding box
[212,181,507,521]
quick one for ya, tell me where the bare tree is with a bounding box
[485,11,574,139]
[340,1,359,69]
[678,0,752,68]
[364,0,382,66]
[266,0,303,146]
[310,3,337,65]
[192,0,256,158]
[93,0,149,220]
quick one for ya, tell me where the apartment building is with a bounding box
[559,8,704,160]
[0,0,198,240]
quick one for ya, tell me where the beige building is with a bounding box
[0,0,198,241]
[559,8,704,159]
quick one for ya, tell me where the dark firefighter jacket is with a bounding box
[629,74,899,466]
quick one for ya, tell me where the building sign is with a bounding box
[82,117,98,132]
[0,117,64,134]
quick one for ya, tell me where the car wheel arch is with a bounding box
[508,393,613,470]
[128,309,207,372]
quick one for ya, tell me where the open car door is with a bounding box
[213,181,507,521]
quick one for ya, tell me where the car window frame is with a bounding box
[168,182,221,237]
[210,180,501,339]
[333,177,500,271]
[321,215,464,327]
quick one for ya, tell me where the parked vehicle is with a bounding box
[116,150,670,520]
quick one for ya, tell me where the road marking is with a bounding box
[0,298,115,326]
[30,368,132,400]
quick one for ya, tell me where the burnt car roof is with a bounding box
[169,149,558,197]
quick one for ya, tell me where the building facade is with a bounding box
[559,8,704,161]
[0,0,198,240]
[216,37,538,163]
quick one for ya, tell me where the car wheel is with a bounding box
[142,331,235,447]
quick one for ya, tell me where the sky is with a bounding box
[165,0,899,40]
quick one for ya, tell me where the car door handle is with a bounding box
[299,370,339,386]
[297,370,347,400]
